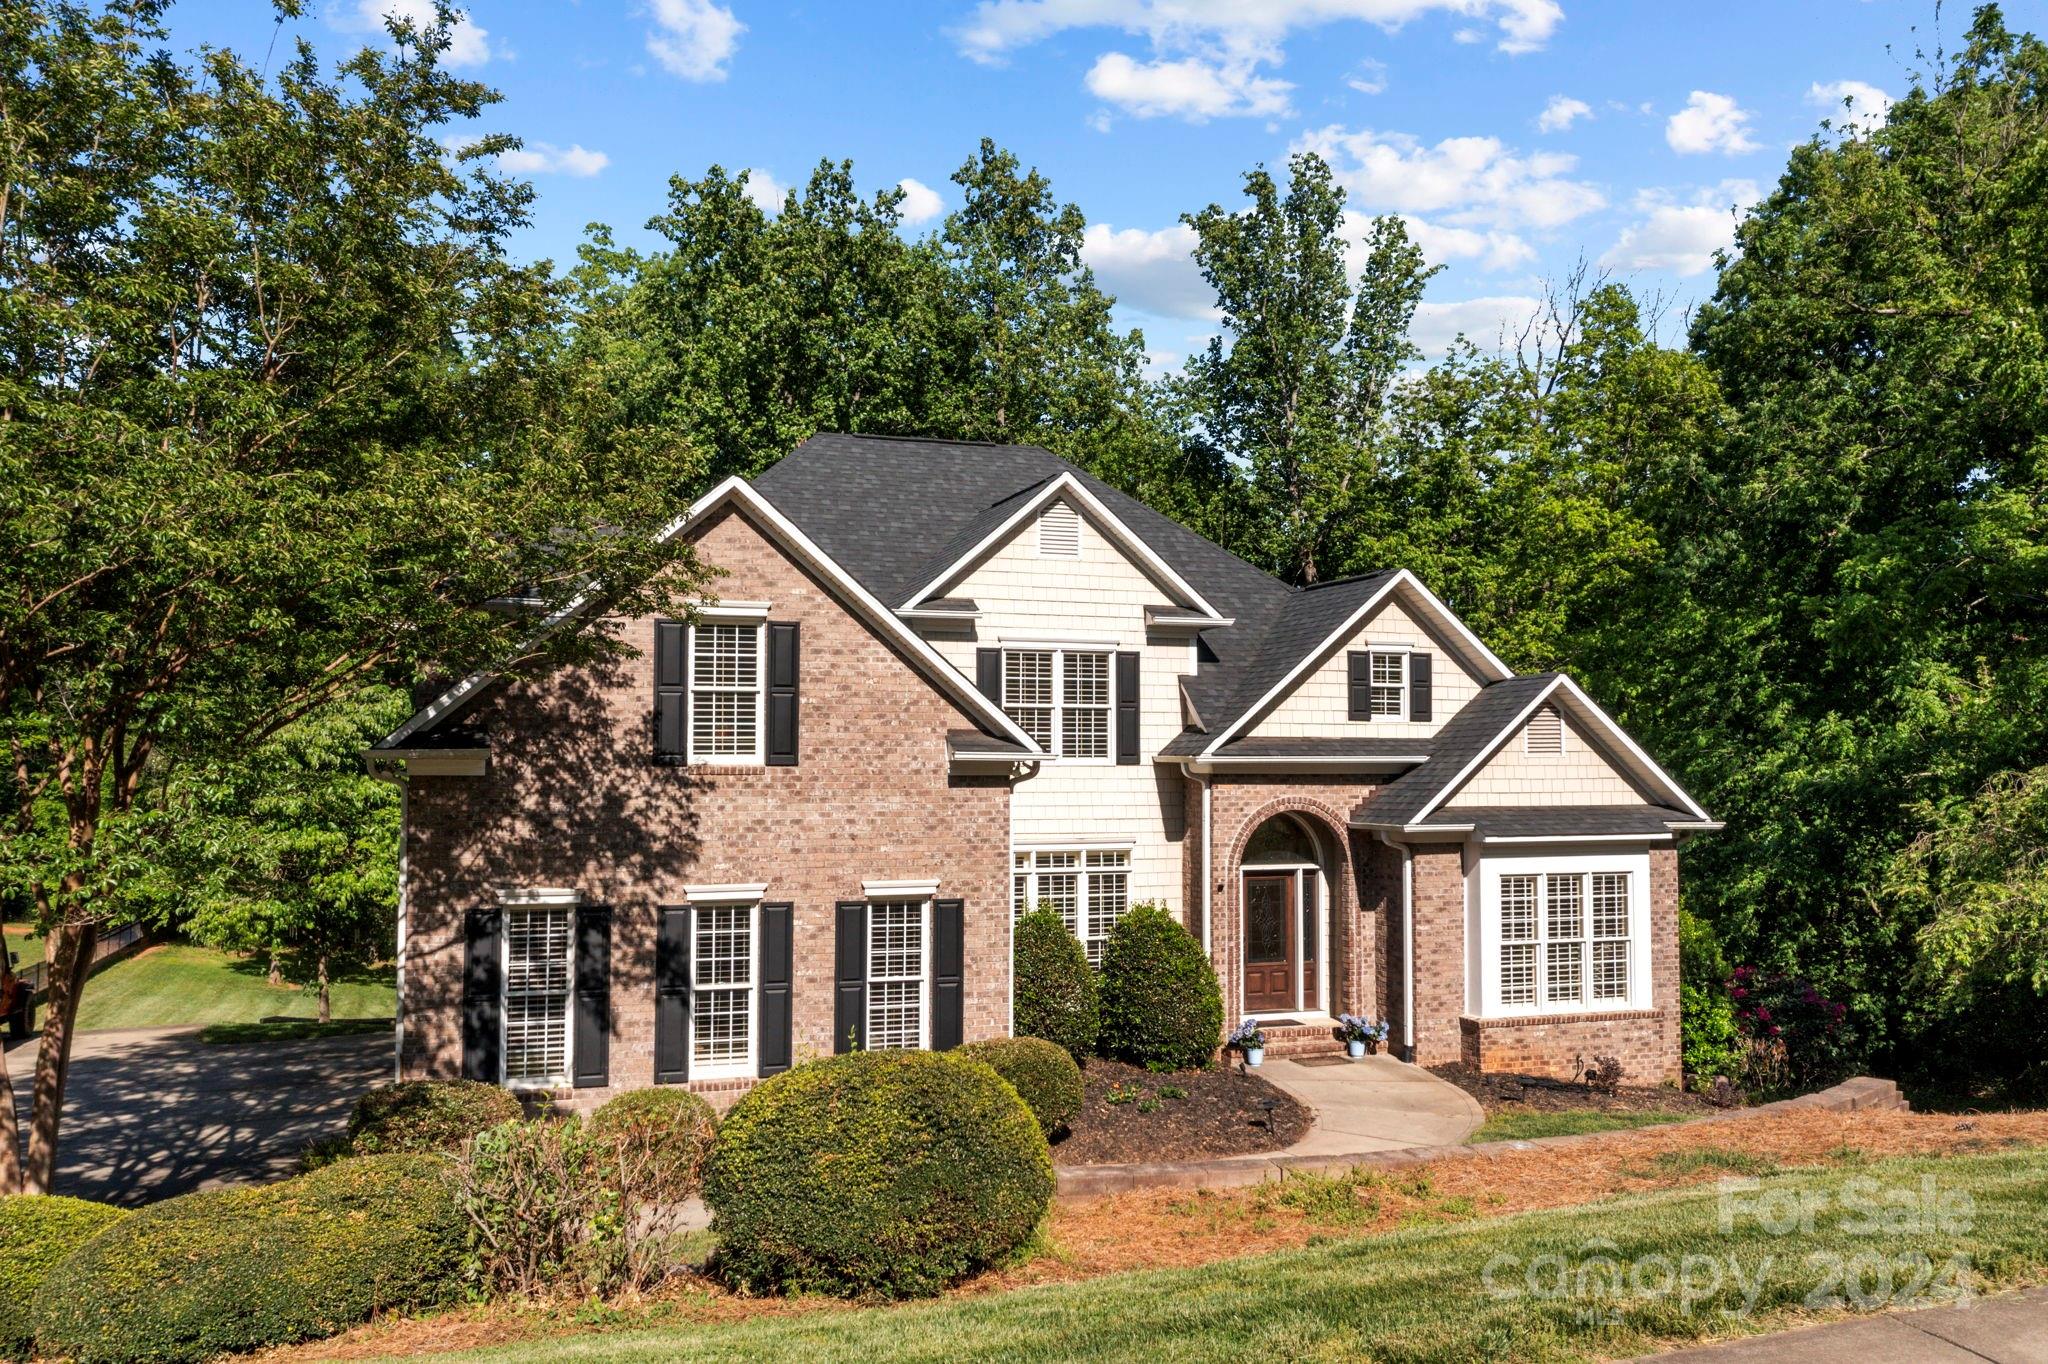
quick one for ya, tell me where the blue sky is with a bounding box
[169,0,2039,368]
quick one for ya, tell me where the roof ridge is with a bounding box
[814,431,1055,452]
[1296,569,1398,592]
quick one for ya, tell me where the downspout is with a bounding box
[1199,772,1213,957]
[366,757,409,1083]
[1401,845,1414,1063]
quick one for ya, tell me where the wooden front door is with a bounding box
[1243,873,1296,1013]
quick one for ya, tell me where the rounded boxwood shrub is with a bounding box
[703,1050,1052,1299]
[1097,902,1223,1071]
[32,1154,463,1364]
[1012,906,1099,1062]
[0,1194,129,1361]
[587,1087,719,1202]
[957,1037,1084,1139]
[346,1078,522,1155]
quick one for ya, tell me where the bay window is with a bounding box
[1484,857,1643,1014]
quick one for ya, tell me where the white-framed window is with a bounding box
[866,899,929,1050]
[1483,856,1644,1015]
[1011,847,1131,966]
[1368,650,1407,719]
[503,905,573,1087]
[691,901,755,1076]
[689,621,764,763]
[1002,648,1112,760]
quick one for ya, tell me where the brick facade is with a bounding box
[400,503,1011,1106]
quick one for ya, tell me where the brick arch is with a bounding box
[1219,796,1358,1023]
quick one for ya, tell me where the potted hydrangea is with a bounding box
[1228,1017,1268,1067]
[1337,1014,1389,1058]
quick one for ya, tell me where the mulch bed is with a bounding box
[1050,1058,1311,1165]
[1429,1062,1726,1117]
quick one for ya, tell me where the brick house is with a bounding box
[369,434,1718,1105]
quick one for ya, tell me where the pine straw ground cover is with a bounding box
[266,1105,2048,1362]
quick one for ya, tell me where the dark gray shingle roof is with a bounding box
[946,729,1033,757]
[1350,675,1560,826]
[1209,736,1434,761]
[1403,804,1695,838]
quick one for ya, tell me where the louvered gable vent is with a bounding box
[1525,705,1565,754]
[1037,501,1081,558]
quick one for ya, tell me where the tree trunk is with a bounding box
[25,919,96,1195]
[268,947,282,989]
[0,1032,20,1196]
[318,954,331,1024]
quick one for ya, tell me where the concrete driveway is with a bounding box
[3,1026,391,1205]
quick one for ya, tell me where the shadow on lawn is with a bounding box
[3,1029,391,1206]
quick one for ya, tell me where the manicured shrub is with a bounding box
[703,1050,1053,1299]
[958,1036,1084,1138]
[32,1154,463,1364]
[586,1087,718,1203]
[1096,902,1223,1071]
[1012,906,1099,1062]
[1681,980,1743,1086]
[346,1078,522,1156]
[0,1195,129,1361]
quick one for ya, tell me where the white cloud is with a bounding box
[1347,58,1389,95]
[1080,222,1217,320]
[1807,79,1893,128]
[343,0,493,66]
[646,0,742,82]
[496,142,609,177]
[955,0,1564,62]
[1600,180,1760,276]
[1391,213,1535,273]
[896,177,945,224]
[1084,52,1292,121]
[1536,94,1591,133]
[1296,124,1606,230]
[742,167,788,215]
[1409,293,1541,356]
[1665,90,1759,155]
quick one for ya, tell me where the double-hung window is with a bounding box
[690,622,763,762]
[503,906,573,1086]
[1491,864,1638,1012]
[1368,650,1407,718]
[1011,848,1131,966]
[691,902,754,1075]
[1001,649,1111,760]
[866,900,928,1050]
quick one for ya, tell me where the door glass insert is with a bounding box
[1246,877,1289,963]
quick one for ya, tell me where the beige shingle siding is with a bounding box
[1244,599,1482,740]
[923,496,1189,914]
[1444,707,1653,808]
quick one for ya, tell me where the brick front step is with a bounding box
[1259,1024,1349,1058]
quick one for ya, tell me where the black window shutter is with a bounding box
[975,648,1002,704]
[654,905,691,1084]
[931,899,965,1051]
[834,900,867,1053]
[655,620,688,759]
[572,905,611,1089]
[1409,651,1433,722]
[1115,651,1140,765]
[1347,651,1371,720]
[758,902,794,1076]
[461,908,503,1083]
[766,623,800,767]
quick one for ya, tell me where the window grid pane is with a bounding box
[504,909,571,1083]
[1063,651,1112,759]
[1502,944,1536,1005]
[1002,651,1054,752]
[1370,651,1405,716]
[1545,874,1584,943]
[1545,941,1583,1004]
[1591,874,1630,938]
[691,624,760,758]
[1593,941,1629,1000]
[867,901,925,1050]
[1084,851,1130,967]
[692,905,752,1069]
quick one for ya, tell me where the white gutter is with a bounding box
[1183,755,1430,773]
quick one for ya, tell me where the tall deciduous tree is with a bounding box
[1181,154,1436,584]
[0,1,704,1193]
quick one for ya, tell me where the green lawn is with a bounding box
[55,943,394,1032]
[3,923,44,970]
[1470,1108,1699,1143]
[409,1147,2048,1363]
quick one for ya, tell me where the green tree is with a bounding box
[158,691,407,1022]
[1181,154,1436,583]
[0,1,705,1193]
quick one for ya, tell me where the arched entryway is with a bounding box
[1239,813,1333,1015]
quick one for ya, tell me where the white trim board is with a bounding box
[1196,570,1514,758]
[377,476,1047,762]
[897,472,1227,623]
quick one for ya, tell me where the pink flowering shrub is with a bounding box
[1729,966,1858,1096]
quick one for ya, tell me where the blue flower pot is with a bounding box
[1244,1047,1265,1067]
[1347,1040,1366,1058]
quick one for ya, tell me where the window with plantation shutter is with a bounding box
[690,623,763,762]
[503,908,573,1086]
[1002,648,1113,761]
[1487,862,1641,1015]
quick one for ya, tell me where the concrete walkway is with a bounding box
[1640,1285,2048,1361]
[1238,1053,1485,1158]
[4,1025,390,1205]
